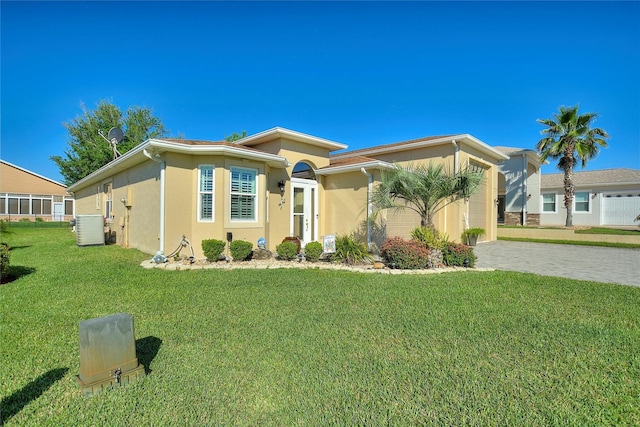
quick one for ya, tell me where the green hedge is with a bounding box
[202,239,226,261]
[230,240,253,261]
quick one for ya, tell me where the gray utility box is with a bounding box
[76,313,145,396]
[75,214,105,246]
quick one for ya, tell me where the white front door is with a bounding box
[291,178,318,245]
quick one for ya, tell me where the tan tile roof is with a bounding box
[333,135,455,158]
[541,168,640,188]
[159,139,264,153]
[324,155,380,168]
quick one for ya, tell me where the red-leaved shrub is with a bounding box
[381,237,430,270]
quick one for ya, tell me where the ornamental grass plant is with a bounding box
[1,228,639,425]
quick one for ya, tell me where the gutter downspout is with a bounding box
[522,153,527,226]
[452,139,465,232]
[361,167,373,251]
[144,148,166,253]
[451,140,459,173]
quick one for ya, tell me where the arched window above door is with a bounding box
[292,162,316,180]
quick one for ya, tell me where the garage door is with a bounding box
[602,193,640,225]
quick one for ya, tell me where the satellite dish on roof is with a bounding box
[98,127,124,160]
[107,127,124,144]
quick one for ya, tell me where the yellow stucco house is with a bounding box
[67,127,508,257]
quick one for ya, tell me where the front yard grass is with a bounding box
[498,236,640,249]
[1,228,639,425]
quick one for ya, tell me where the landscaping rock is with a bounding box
[252,248,272,260]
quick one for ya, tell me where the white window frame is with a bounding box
[104,183,113,221]
[574,191,591,213]
[197,165,215,222]
[542,193,557,213]
[230,166,257,222]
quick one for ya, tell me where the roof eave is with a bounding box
[68,139,289,192]
[236,127,348,152]
[332,134,509,162]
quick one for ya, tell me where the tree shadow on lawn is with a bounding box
[136,336,163,375]
[1,367,68,424]
[1,265,36,285]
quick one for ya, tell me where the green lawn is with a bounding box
[1,228,639,425]
[574,227,640,236]
[498,236,640,249]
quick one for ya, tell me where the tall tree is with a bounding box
[372,162,484,230]
[51,100,168,185]
[225,130,247,142]
[537,105,609,227]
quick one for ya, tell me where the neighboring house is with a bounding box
[540,168,640,226]
[67,127,508,257]
[494,147,544,226]
[0,159,75,222]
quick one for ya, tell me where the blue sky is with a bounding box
[2,1,639,183]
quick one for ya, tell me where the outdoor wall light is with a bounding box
[494,198,500,205]
[277,180,286,196]
[121,197,127,205]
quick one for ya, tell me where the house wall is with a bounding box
[540,182,640,226]
[159,138,335,258]
[116,161,162,254]
[458,145,499,242]
[323,170,370,241]
[346,142,500,244]
[498,155,541,226]
[72,160,162,254]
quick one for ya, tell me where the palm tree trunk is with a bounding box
[563,161,574,227]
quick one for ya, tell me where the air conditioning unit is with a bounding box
[75,215,105,246]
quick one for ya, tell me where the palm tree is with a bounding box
[372,162,484,230]
[537,105,609,227]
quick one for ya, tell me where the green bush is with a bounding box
[381,237,430,269]
[0,243,10,277]
[19,218,31,223]
[230,240,253,261]
[410,226,448,250]
[202,239,226,261]
[442,242,476,267]
[330,234,372,265]
[276,241,298,261]
[35,217,45,222]
[304,241,323,262]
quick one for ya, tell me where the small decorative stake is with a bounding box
[76,313,145,396]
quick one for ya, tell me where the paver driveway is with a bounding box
[474,240,640,287]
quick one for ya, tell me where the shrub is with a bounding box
[19,218,31,223]
[0,243,10,277]
[276,241,298,261]
[331,234,372,265]
[202,239,226,261]
[442,242,476,267]
[381,237,430,270]
[410,226,448,250]
[304,241,323,262]
[229,240,253,261]
[35,217,45,223]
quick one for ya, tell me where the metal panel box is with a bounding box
[76,313,145,396]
